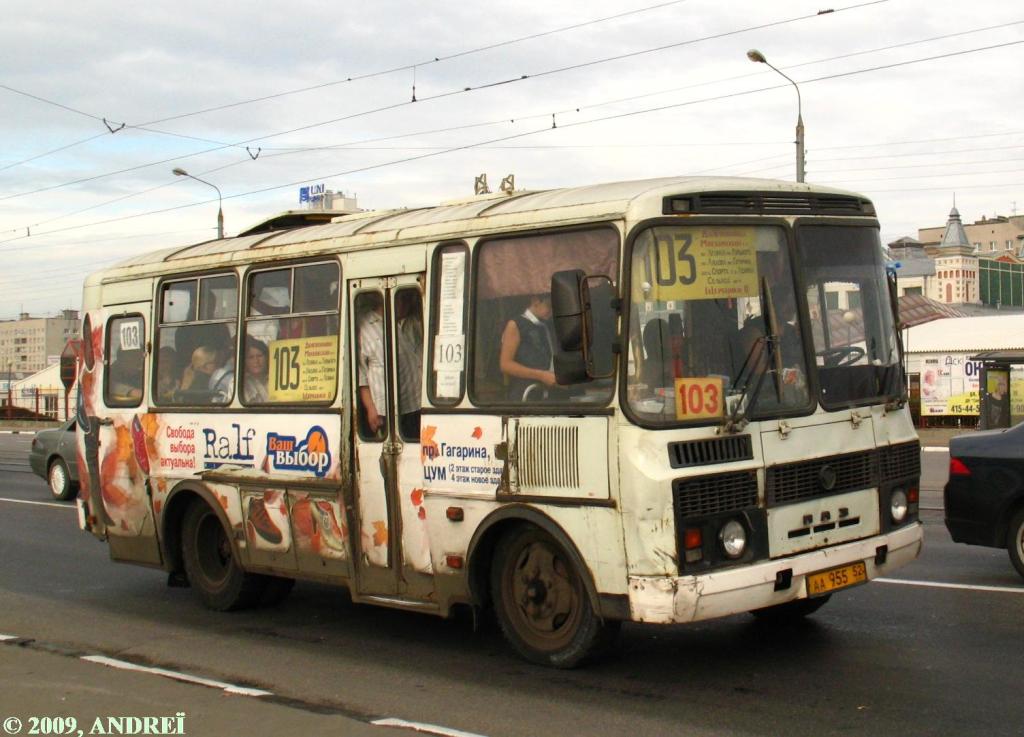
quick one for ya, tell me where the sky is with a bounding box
[1,0,1022,319]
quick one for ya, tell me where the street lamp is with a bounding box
[747,49,805,183]
[172,167,224,239]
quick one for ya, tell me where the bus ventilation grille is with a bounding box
[672,471,758,518]
[664,192,873,216]
[668,435,754,469]
[516,424,580,490]
[766,450,879,507]
[880,441,921,481]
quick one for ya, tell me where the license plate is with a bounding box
[806,561,867,597]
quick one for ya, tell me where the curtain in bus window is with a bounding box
[472,228,618,406]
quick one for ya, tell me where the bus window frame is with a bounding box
[467,222,622,413]
[240,257,341,408]
[618,215,820,430]
[427,241,469,407]
[103,312,146,409]
[152,270,241,409]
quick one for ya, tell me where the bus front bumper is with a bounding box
[627,522,923,624]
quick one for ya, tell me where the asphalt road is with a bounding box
[1,434,1022,737]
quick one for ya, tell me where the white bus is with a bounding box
[74,176,923,667]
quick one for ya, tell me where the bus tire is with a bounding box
[1007,508,1024,580]
[751,594,831,623]
[491,526,616,668]
[181,501,264,611]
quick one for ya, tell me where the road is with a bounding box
[1,433,1022,737]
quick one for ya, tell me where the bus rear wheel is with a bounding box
[182,501,265,611]
[491,526,617,668]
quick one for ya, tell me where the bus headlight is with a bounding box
[890,488,908,524]
[719,519,747,559]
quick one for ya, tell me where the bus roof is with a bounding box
[87,175,871,285]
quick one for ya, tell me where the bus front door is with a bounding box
[349,275,433,600]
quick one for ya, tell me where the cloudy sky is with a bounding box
[2,0,1021,319]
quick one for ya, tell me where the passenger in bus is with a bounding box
[177,345,219,402]
[396,289,423,440]
[208,345,235,402]
[108,357,143,402]
[499,294,556,401]
[357,293,387,437]
[242,338,270,404]
[156,347,180,401]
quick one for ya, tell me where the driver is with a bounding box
[499,294,556,402]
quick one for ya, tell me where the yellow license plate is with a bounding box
[806,561,867,597]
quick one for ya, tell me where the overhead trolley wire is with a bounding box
[0,0,885,204]
[0,0,693,174]
[2,35,1020,247]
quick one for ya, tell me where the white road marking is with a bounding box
[372,718,489,737]
[0,634,19,641]
[0,496,73,509]
[876,577,1024,594]
[922,447,948,453]
[81,655,272,697]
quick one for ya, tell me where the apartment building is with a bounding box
[0,310,79,380]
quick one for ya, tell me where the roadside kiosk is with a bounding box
[970,350,1024,430]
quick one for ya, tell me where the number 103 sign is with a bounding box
[674,377,724,420]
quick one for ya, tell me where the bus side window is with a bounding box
[105,315,145,407]
[156,275,238,406]
[471,228,619,406]
[243,261,340,406]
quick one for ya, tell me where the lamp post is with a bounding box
[747,49,805,183]
[172,167,224,239]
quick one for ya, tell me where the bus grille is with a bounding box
[766,450,878,506]
[516,424,580,489]
[880,441,921,481]
[668,435,754,468]
[673,471,758,518]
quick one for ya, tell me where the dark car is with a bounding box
[28,419,79,501]
[945,424,1024,580]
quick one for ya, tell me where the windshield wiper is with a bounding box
[721,277,782,433]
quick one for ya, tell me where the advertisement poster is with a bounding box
[421,415,503,492]
[915,354,1024,416]
[153,413,340,479]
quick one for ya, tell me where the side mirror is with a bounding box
[60,340,80,393]
[551,269,588,351]
[551,270,616,384]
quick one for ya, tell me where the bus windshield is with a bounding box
[798,224,901,409]
[626,224,810,425]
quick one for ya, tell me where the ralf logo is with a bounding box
[266,426,332,478]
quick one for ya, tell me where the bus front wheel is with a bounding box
[181,502,265,611]
[491,526,617,668]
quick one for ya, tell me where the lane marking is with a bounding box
[372,719,489,737]
[0,634,18,641]
[876,577,1024,594]
[923,447,948,453]
[81,655,272,697]
[0,497,74,509]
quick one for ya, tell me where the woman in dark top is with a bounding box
[499,294,555,401]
